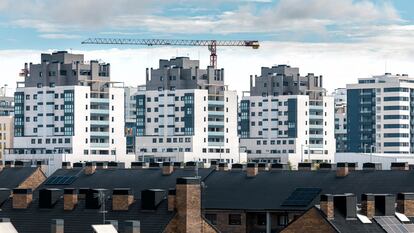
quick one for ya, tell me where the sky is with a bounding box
[1,0,414,95]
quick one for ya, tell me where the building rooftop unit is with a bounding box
[356,73,414,85]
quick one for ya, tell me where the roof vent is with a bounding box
[298,162,312,171]
[141,189,166,211]
[131,162,148,169]
[362,163,382,171]
[270,163,289,171]
[231,163,244,172]
[391,162,408,171]
[39,188,62,208]
[319,163,336,171]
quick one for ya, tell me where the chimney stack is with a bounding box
[362,163,382,171]
[361,194,375,218]
[14,160,24,168]
[162,162,174,175]
[112,188,134,211]
[173,162,184,169]
[320,194,334,219]
[391,162,408,171]
[184,161,197,170]
[96,161,107,169]
[63,188,78,211]
[246,163,258,177]
[107,161,118,169]
[61,162,72,169]
[124,220,141,233]
[298,162,312,171]
[39,188,62,208]
[149,162,161,169]
[84,162,96,175]
[175,177,202,232]
[348,162,358,171]
[336,163,349,177]
[73,162,84,169]
[210,160,218,170]
[141,189,166,210]
[168,189,176,212]
[51,219,64,233]
[12,188,32,209]
[397,193,414,216]
[361,194,395,218]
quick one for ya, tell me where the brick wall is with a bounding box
[280,207,336,233]
[17,168,47,190]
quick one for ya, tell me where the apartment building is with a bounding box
[239,65,335,167]
[333,88,347,152]
[0,116,13,160]
[7,51,130,171]
[124,86,138,153]
[0,96,14,116]
[347,73,414,154]
[135,57,241,163]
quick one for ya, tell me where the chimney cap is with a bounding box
[258,163,268,168]
[85,162,96,166]
[176,177,200,185]
[13,188,32,194]
[185,161,197,167]
[397,193,414,200]
[320,194,334,201]
[232,163,244,169]
[218,162,228,167]
[64,188,77,194]
[113,188,131,195]
[298,162,312,167]
[149,162,161,168]
[162,162,172,166]
[168,189,176,195]
[337,162,348,168]
[391,162,408,167]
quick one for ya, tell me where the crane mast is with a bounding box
[82,38,259,68]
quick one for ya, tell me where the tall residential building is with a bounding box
[124,86,138,153]
[0,96,14,116]
[239,65,335,168]
[333,88,347,152]
[135,57,241,163]
[7,51,129,171]
[0,116,13,160]
[347,73,414,154]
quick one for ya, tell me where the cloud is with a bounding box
[38,34,81,39]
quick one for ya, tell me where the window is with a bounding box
[205,214,217,225]
[229,214,241,225]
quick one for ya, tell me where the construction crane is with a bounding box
[81,38,260,69]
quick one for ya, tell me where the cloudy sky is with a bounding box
[0,0,414,95]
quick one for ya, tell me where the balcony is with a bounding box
[90,131,109,137]
[208,141,225,147]
[309,114,323,120]
[208,131,224,137]
[208,100,224,106]
[90,142,109,148]
[90,109,109,115]
[90,98,109,103]
[208,111,224,116]
[209,121,224,127]
[90,120,109,126]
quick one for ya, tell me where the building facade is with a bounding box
[333,88,347,152]
[135,57,241,163]
[0,96,14,116]
[347,73,414,154]
[124,86,138,154]
[239,65,335,168]
[7,51,130,170]
[0,116,13,160]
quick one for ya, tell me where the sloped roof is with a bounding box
[0,167,40,189]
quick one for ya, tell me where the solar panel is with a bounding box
[44,176,77,185]
[375,216,411,233]
[281,188,321,206]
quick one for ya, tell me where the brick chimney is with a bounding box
[397,193,414,216]
[51,219,64,233]
[61,162,72,169]
[175,177,202,233]
[63,188,78,211]
[184,161,197,170]
[246,163,258,177]
[112,188,134,211]
[96,161,107,169]
[298,162,312,171]
[361,194,375,218]
[173,162,184,169]
[84,162,96,175]
[218,162,228,171]
[336,162,349,177]
[124,220,141,233]
[131,162,148,169]
[168,189,176,212]
[391,162,408,171]
[162,162,174,175]
[320,194,334,219]
[12,188,32,209]
[348,162,358,171]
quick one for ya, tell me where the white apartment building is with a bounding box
[239,65,335,168]
[135,57,242,163]
[124,86,139,153]
[0,116,13,160]
[7,51,131,172]
[333,88,347,152]
[347,73,414,154]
